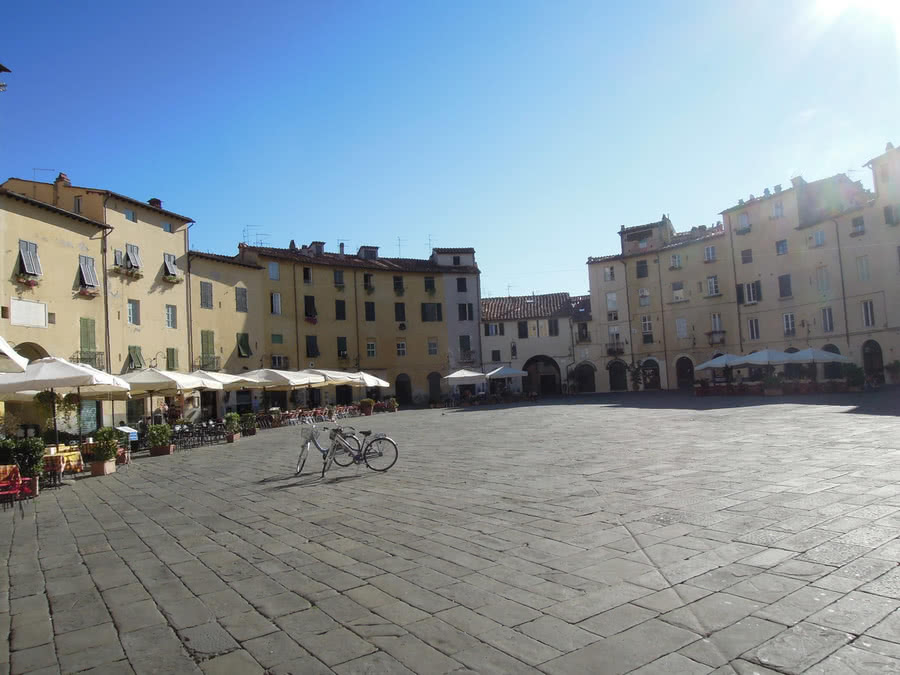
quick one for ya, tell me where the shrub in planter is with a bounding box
[387,397,399,412]
[886,360,900,383]
[0,438,17,465]
[240,413,257,435]
[843,363,865,391]
[225,413,241,441]
[147,424,174,456]
[359,398,375,416]
[92,427,121,476]
[763,374,783,395]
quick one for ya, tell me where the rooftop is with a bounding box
[0,188,110,230]
[432,247,475,254]
[241,244,479,275]
[189,250,263,269]
[619,215,671,235]
[481,292,573,321]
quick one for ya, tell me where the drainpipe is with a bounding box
[833,218,852,351]
[293,261,301,370]
[654,253,669,388]
[476,272,484,374]
[623,262,634,365]
[727,218,743,353]
[185,223,194,370]
[353,269,361,370]
[101,195,112,373]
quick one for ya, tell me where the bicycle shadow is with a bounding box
[268,471,369,491]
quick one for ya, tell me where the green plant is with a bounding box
[240,413,257,430]
[763,374,782,388]
[15,438,46,477]
[225,412,241,434]
[629,361,642,391]
[388,397,398,410]
[843,363,865,387]
[1,409,22,438]
[0,438,17,464]
[146,424,172,447]
[359,398,375,409]
[41,429,81,445]
[93,427,122,462]
[33,390,80,430]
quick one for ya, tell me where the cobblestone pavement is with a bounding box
[3,393,900,674]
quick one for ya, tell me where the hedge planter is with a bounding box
[242,427,256,437]
[91,460,116,476]
[764,388,783,396]
[150,444,175,457]
[226,432,241,443]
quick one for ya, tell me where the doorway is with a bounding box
[675,357,694,389]
[427,372,442,404]
[862,340,884,383]
[608,360,627,391]
[642,360,661,389]
[335,385,353,405]
[395,374,412,405]
[573,363,596,393]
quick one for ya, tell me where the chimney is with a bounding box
[148,197,162,208]
[289,239,296,250]
[310,241,325,256]
[52,172,70,205]
[774,184,782,193]
[887,142,895,151]
[339,242,345,255]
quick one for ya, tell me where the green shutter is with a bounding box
[128,345,145,369]
[80,318,96,351]
[166,348,177,370]
[201,330,214,356]
[237,333,252,357]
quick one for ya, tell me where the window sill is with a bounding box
[779,295,793,301]
[668,266,682,271]
[850,230,865,237]
[744,300,758,306]
[704,259,717,264]
[667,299,689,304]
[704,293,722,298]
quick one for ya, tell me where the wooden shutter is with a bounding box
[166,348,177,370]
[114,249,124,267]
[436,303,442,321]
[499,323,504,336]
[736,284,744,304]
[201,330,214,356]
[80,318,96,351]
[754,280,762,301]
[164,253,177,276]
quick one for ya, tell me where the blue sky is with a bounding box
[2,0,897,297]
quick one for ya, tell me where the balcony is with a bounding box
[606,342,625,356]
[458,350,476,364]
[576,331,591,344]
[707,330,727,345]
[272,356,291,369]
[72,351,105,369]
[194,355,221,371]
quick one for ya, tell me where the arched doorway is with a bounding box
[335,385,353,405]
[608,360,628,391]
[395,374,412,405]
[784,347,802,379]
[522,355,561,395]
[426,372,442,404]
[862,340,884,383]
[573,363,596,393]
[642,359,661,389]
[822,344,843,380]
[675,357,694,390]
[14,342,49,363]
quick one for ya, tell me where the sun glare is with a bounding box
[816,0,900,32]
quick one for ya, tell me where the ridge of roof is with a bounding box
[189,250,263,269]
[243,245,479,274]
[480,292,573,321]
[432,247,475,254]
[0,188,111,229]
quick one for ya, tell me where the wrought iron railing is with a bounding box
[72,351,105,369]
[194,355,221,371]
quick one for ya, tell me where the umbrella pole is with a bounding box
[52,387,59,447]
[78,386,83,447]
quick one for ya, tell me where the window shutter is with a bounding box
[754,280,762,301]
[436,303,442,321]
[166,348,177,370]
[736,284,744,305]
[114,249,124,267]
[80,318,96,351]
[421,304,427,322]
[499,323,504,336]
[484,324,490,337]
[164,253,177,276]
[29,242,43,275]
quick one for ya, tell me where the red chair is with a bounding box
[0,465,23,505]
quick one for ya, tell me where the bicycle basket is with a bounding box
[300,425,319,442]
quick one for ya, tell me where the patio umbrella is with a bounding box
[121,369,216,425]
[302,369,365,386]
[732,349,793,368]
[695,354,743,371]
[0,336,27,373]
[786,348,852,364]
[190,370,262,391]
[485,366,528,379]
[242,369,325,389]
[442,369,487,385]
[0,357,131,444]
[352,371,390,388]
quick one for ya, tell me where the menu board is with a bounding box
[80,401,98,434]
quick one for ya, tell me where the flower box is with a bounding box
[15,274,40,287]
[77,286,100,297]
[91,460,116,476]
[113,265,143,278]
[226,432,241,443]
[162,274,183,284]
[150,444,175,457]
[304,316,318,325]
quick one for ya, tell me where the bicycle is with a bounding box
[295,424,398,477]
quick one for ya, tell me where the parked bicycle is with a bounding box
[296,424,398,477]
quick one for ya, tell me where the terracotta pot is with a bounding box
[226,432,241,443]
[150,444,175,457]
[243,428,256,436]
[91,460,116,476]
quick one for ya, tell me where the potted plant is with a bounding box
[15,273,40,287]
[162,274,183,284]
[225,413,241,442]
[763,373,783,396]
[629,361,642,392]
[240,413,257,436]
[0,438,16,465]
[91,427,120,476]
[15,438,46,495]
[147,424,174,456]
[885,360,900,384]
[843,363,865,392]
[387,397,399,412]
[359,398,375,416]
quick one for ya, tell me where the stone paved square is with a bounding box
[3,394,900,673]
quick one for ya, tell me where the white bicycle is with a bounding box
[296,424,398,477]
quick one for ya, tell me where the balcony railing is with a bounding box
[606,342,625,356]
[707,330,727,345]
[194,355,221,371]
[72,351,105,369]
[272,357,291,369]
[576,331,591,344]
[458,350,476,364]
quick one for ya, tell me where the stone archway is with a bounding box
[572,362,596,393]
[395,374,412,405]
[675,357,694,390]
[822,344,843,380]
[642,359,661,390]
[14,342,50,363]
[862,340,884,383]
[426,372,442,404]
[522,355,561,395]
[608,360,628,391]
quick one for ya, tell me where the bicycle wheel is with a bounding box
[364,437,398,472]
[321,445,336,477]
[332,435,361,467]
[296,443,309,475]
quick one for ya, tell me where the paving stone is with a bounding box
[517,615,600,652]
[109,599,166,634]
[200,649,264,675]
[241,630,309,669]
[120,623,202,675]
[578,602,658,637]
[10,618,53,651]
[807,644,900,673]
[754,586,843,626]
[479,626,563,665]
[661,592,764,634]
[679,617,786,667]
[475,598,542,627]
[372,600,432,626]
[453,644,541,674]
[57,641,126,674]
[179,621,239,656]
[407,617,483,654]
[333,651,417,675]
[745,621,851,673]
[807,591,900,635]
[631,653,714,674]
[726,573,808,604]
[276,607,338,639]
[435,605,503,636]
[219,610,279,642]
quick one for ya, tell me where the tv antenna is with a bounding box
[506,284,514,296]
[241,225,270,247]
[396,236,407,257]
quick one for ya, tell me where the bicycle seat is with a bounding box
[360,430,373,437]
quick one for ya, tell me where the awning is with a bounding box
[786,348,852,364]
[121,368,214,395]
[442,369,486,384]
[485,366,527,379]
[732,349,794,367]
[695,354,743,371]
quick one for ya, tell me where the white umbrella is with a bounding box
[191,370,261,391]
[695,354,743,371]
[0,336,28,373]
[302,369,365,386]
[121,368,213,395]
[442,369,487,385]
[241,369,325,389]
[352,371,390,388]
[786,348,852,364]
[732,349,793,367]
[485,366,527,379]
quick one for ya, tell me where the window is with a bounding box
[200,281,213,308]
[711,312,722,332]
[236,333,252,357]
[518,321,528,338]
[491,349,501,362]
[127,345,145,369]
[773,202,783,219]
[740,280,761,304]
[335,299,346,321]
[393,276,404,292]
[707,275,719,296]
[80,317,96,354]
[511,343,517,358]
[304,295,316,318]
[78,255,99,288]
[271,355,289,369]
[306,335,319,358]
[235,287,248,313]
[200,330,215,358]
[459,335,471,353]
[272,333,284,344]
[672,281,684,302]
[636,260,648,278]
[548,319,559,336]
[813,230,825,247]
[163,222,173,233]
[852,216,865,234]
[166,348,178,370]
[856,255,870,281]
[268,262,280,280]
[485,323,505,336]
[741,249,752,264]
[822,307,834,333]
[641,316,653,343]
[165,304,177,329]
[421,303,442,322]
[638,288,650,307]
[739,212,750,228]
[270,292,282,315]
[127,299,140,325]
[303,267,312,284]
[776,240,788,255]
[604,266,615,281]
[457,278,467,292]
[427,339,438,355]
[366,341,376,358]
[704,245,716,262]
[778,274,792,298]
[424,277,435,292]
[458,303,474,321]
[396,341,407,357]
[675,318,688,338]
[670,254,681,269]
[783,313,796,336]
[365,302,375,321]
[453,255,461,266]
[363,273,374,290]
[124,244,143,269]
[886,205,896,226]
[748,318,760,341]
[73,196,82,214]
[334,270,344,286]
[863,300,875,327]
[124,208,136,222]
[606,292,617,312]
[638,238,649,249]
[608,325,620,341]
[163,253,178,276]
[337,336,348,359]
[816,266,829,292]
